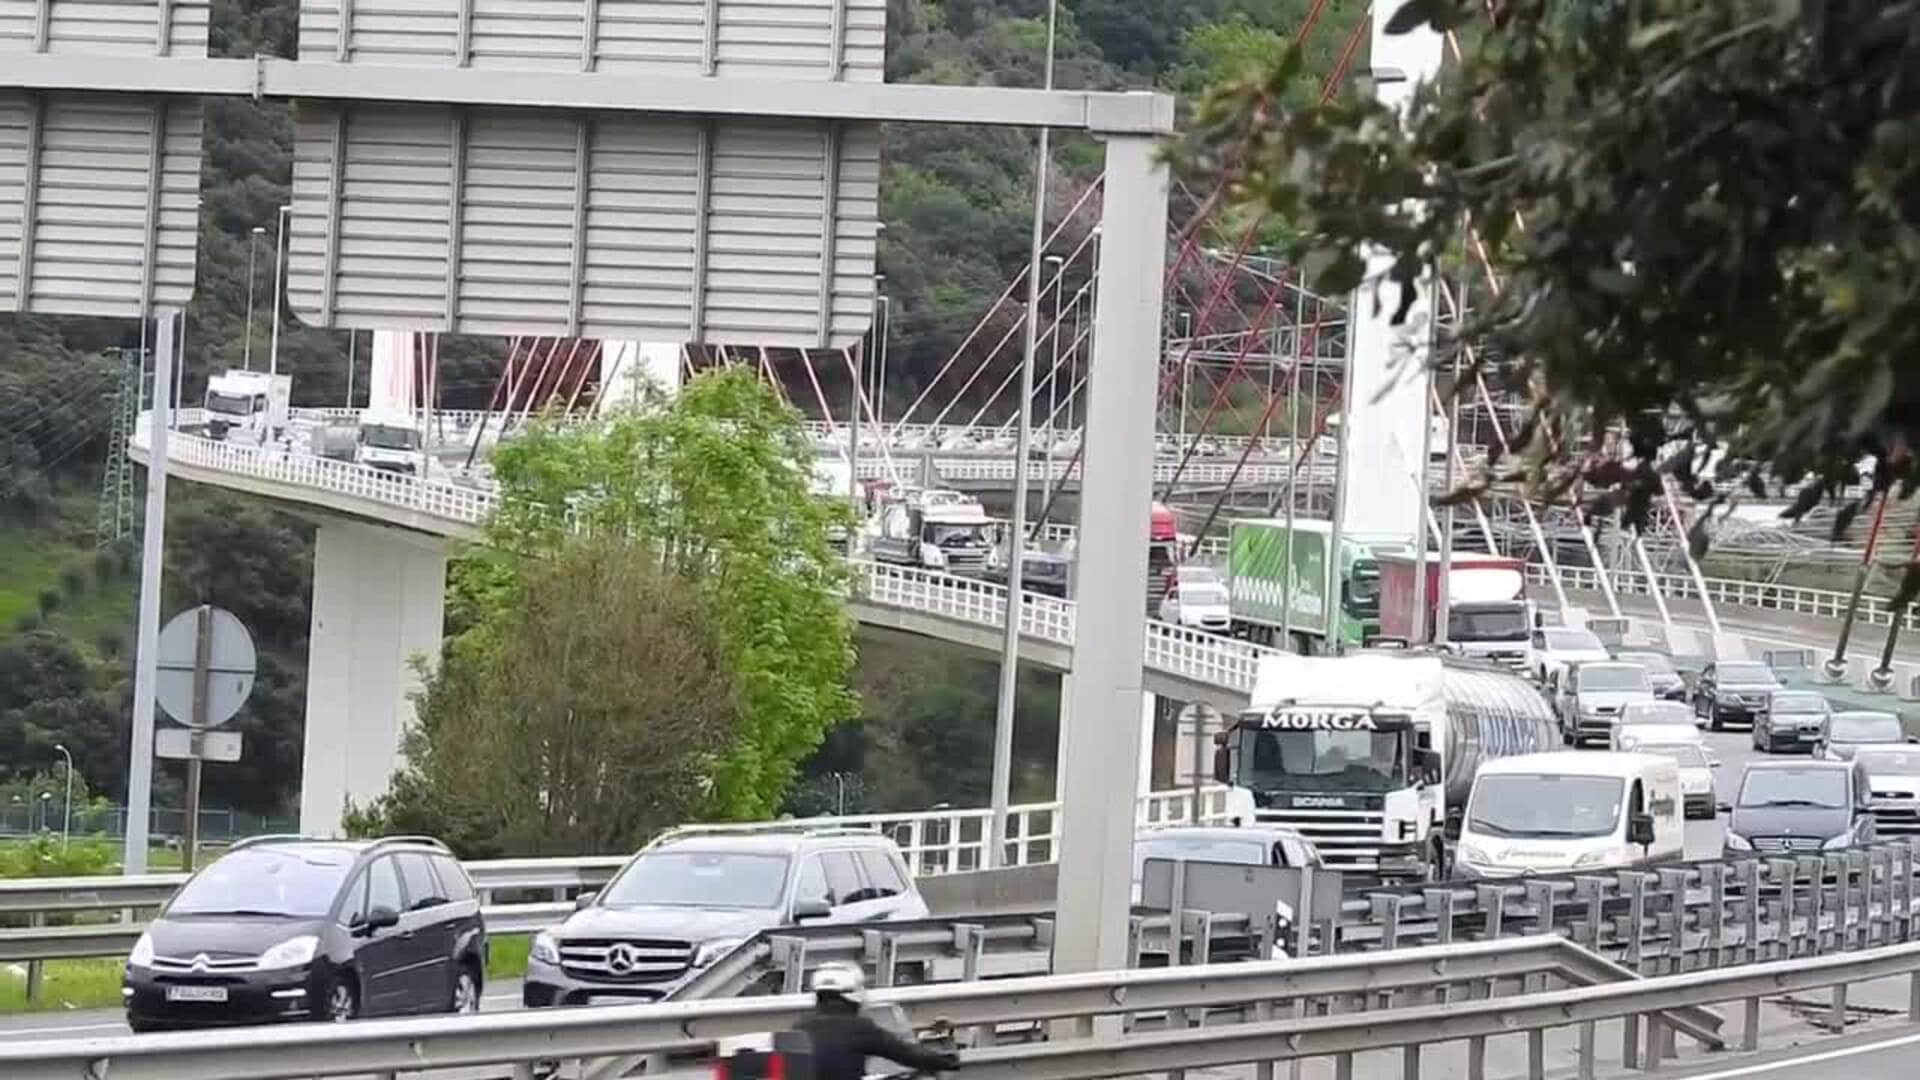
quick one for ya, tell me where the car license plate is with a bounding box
[165,985,229,1003]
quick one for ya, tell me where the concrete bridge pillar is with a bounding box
[299,519,448,834]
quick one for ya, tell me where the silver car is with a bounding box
[523,827,927,1006]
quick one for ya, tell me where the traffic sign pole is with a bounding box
[184,605,212,872]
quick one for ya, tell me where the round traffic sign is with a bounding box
[155,605,257,727]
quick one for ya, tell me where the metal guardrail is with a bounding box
[0,937,1735,1080]
[1534,562,1920,635]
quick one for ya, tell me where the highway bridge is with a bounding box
[128,409,1920,835]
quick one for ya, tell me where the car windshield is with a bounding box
[1738,769,1848,809]
[1831,713,1904,743]
[599,850,791,909]
[1134,835,1269,872]
[1178,567,1221,587]
[1770,693,1828,715]
[1466,774,1625,839]
[1620,702,1693,726]
[1856,748,1920,773]
[1544,629,1603,652]
[1449,606,1529,640]
[1580,666,1651,691]
[1619,654,1677,676]
[1181,584,1229,606]
[1718,663,1776,684]
[166,846,356,918]
[1233,725,1406,794]
[361,424,421,450]
[1639,744,1710,769]
[205,391,254,416]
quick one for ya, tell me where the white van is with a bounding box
[1455,752,1685,878]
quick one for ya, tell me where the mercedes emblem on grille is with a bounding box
[607,943,638,974]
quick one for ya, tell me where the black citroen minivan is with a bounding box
[124,835,485,1031]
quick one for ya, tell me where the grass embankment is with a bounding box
[0,935,534,1015]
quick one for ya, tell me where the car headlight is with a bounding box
[530,930,561,966]
[128,931,155,968]
[692,937,746,968]
[1823,834,1854,850]
[1724,832,1753,852]
[1457,843,1492,867]
[258,934,319,970]
[922,544,947,567]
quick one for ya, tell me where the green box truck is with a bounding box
[1226,518,1414,652]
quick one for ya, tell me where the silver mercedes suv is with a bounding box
[522,826,927,1006]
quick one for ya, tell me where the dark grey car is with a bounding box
[1752,691,1832,754]
[1692,661,1783,730]
[1724,760,1874,856]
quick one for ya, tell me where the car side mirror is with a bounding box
[1627,814,1656,847]
[792,897,832,921]
[573,891,598,912]
[1908,736,1919,745]
[1710,758,1722,768]
[1212,747,1231,784]
[358,905,400,935]
[1716,802,1733,815]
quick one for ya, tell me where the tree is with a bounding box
[350,539,738,857]
[1188,0,1920,597]
[475,367,858,820]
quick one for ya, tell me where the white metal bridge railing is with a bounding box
[1535,563,1920,635]
[133,415,1899,681]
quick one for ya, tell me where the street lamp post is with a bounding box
[243,225,265,371]
[1041,253,1064,506]
[268,204,291,377]
[37,792,51,835]
[53,744,73,849]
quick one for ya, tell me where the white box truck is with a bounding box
[355,409,428,475]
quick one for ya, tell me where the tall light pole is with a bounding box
[243,225,265,371]
[52,744,72,849]
[268,204,291,377]
[1041,253,1064,506]
[876,295,892,429]
[988,0,1059,868]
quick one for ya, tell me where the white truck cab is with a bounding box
[355,410,428,475]
[1456,751,1684,879]
[202,370,291,445]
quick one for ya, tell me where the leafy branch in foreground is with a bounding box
[1181,0,1920,598]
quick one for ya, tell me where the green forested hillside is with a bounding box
[0,0,1363,820]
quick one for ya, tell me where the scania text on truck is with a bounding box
[1213,652,1558,880]
[1375,552,1533,668]
[868,489,993,576]
[354,409,428,475]
[1225,518,1411,654]
[202,370,291,444]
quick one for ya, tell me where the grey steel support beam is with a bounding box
[579,0,599,71]
[454,0,475,67]
[13,94,43,313]
[443,109,467,328]
[31,0,50,51]
[826,0,846,79]
[565,116,591,336]
[815,122,842,349]
[318,107,349,324]
[701,0,719,74]
[688,121,713,341]
[337,0,354,60]
[1053,134,1167,976]
[136,100,171,317]
[0,56,1177,134]
[154,0,173,55]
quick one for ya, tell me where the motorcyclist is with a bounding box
[791,962,961,1079]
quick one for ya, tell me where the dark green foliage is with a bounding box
[1187,0,1920,524]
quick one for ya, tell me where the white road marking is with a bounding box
[1672,1030,1920,1079]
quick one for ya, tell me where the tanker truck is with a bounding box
[1214,650,1558,880]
